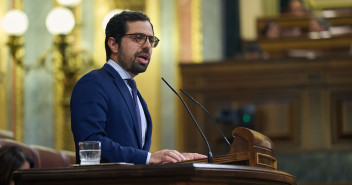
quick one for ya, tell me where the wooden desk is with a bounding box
[256,15,352,57]
[257,15,352,38]
[259,34,352,57]
[13,163,296,185]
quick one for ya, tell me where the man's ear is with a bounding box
[108,37,119,54]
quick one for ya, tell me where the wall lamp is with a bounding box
[2,9,28,66]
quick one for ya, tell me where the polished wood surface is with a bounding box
[13,163,296,185]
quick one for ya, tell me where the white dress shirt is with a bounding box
[107,59,151,163]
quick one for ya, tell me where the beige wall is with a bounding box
[240,0,263,40]
[240,0,279,40]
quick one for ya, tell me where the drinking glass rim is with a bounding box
[79,141,101,144]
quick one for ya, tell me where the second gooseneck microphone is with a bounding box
[161,77,213,163]
[180,89,232,148]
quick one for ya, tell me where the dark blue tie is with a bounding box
[126,79,142,141]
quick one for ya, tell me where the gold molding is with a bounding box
[9,0,25,143]
[256,153,277,169]
[53,34,82,151]
[191,0,203,63]
[0,0,8,129]
[307,0,352,9]
[53,42,65,150]
[15,64,24,142]
[7,35,26,143]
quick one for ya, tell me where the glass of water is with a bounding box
[79,141,101,165]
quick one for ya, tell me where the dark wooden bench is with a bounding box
[0,130,75,168]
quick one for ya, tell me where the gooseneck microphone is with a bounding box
[180,89,232,148]
[161,77,213,163]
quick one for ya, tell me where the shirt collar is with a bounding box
[107,59,133,80]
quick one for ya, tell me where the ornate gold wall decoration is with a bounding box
[53,34,95,151]
[52,3,95,151]
[8,35,25,142]
[53,35,66,150]
[0,1,6,129]
[15,62,24,142]
[6,0,26,142]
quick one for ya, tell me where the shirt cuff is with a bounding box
[146,152,151,164]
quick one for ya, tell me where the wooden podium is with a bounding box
[183,127,277,169]
[13,163,295,185]
[13,128,296,185]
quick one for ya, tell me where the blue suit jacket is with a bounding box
[71,64,152,164]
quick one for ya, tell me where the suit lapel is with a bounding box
[102,64,143,148]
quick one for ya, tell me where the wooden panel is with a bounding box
[331,92,352,143]
[256,101,294,139]
[342,101,352,135]
[180,89,300,155]
[180,57,352,154]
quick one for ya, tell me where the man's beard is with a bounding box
[117,46,150,76]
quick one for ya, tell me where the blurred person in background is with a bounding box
[287,0,308,17]
[0,145,33,185]
[262,21,281,39]
[309,17,331,39]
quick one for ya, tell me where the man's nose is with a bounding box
[142,37,152,49]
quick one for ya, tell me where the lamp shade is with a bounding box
[46,7,75,35]
[102,9,123,31]
[57,0,82,7]
[2,10,29,36]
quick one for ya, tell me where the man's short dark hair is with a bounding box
[105,11,153,61]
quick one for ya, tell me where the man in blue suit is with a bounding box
[71,11,206,164]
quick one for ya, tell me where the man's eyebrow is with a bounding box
[127,32,154,36]
[125,32,145,35]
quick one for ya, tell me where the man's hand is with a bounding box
[149,149,186,164]
[182,153,207,161]
[149,150,208,164]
